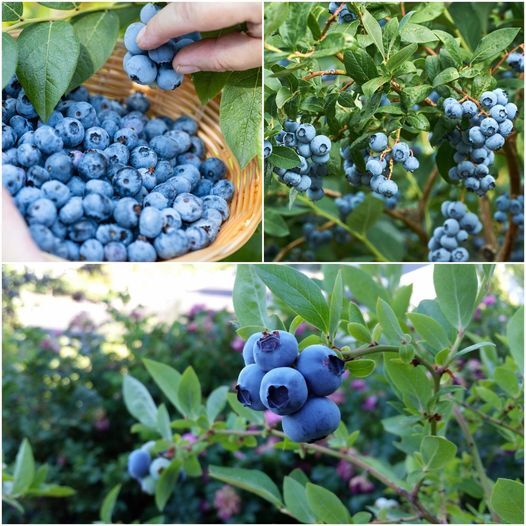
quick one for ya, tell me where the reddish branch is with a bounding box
[479,196,498,259]
[490,43,525,74]
[319,2,346,40]
[303,69,347,80]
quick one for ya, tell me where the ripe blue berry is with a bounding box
[253,330,299,371]
[259,367,308,415]
[296,345,344,396]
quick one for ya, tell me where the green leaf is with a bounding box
[362,75,390,99]
[123,375,157,428]
[39,2,79,9]
[305,483,350,523]
[343,48,378,84]
[68,11,119,92]
[377,298,404,344]
[237,325,266,340]
[455,341,495,359]
[209,466,283,508]
[384,357,433,408]
[399,344,415,364]
[233,265,270,329]
[343,266,387,311]
[143,359,182,413]
[494,366,520,398]
[2,33,18,89]
[386,44,417,72]
[348,302,366,325]
[270,145,301,169]
[2,2,23,21]
[472,28,521,63]
[12,439,35,496]
[401,85,433,106]
[255,265,330,333]
[100,484,121,524]
[276,86,293,109]
[408,312,450,352]
[177,367,202,419]
[182,455,202,477]
[289,315,304,335]
[420,436,457,470]
[265,1,289,37]
[220,68,262,168]
[282,2,313,46]
[157,404,172,441]
[346,194,384,234]
[16,21,80,122]
[155,460,180,511]
[435,141,456,182]
[347,322,371,343]
[391,284,413,319]
[433,265,478,330]
[329,271,344,338]
[401,23,439,43]
[433,30,463,65]
[507,306,523,373]
[346,359,376,378]
[26,484,75,497]
[353,511,373,524]
[299,334,323,350]
[283,476,316,524]
[227,392,264,424]
[362,9,385,59]
[432,67,459,87]
[264,209,290,237]
[192,71,231,104]
[490,478,524,524]
[206,386,228,424]
[447,3,481,50]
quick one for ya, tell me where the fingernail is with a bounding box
[136,27,147,46]
[175,65,200,74]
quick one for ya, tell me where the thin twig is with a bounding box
[319,2,346,40]
[303,69,347,81]
[479,196,498,259]
[417,168,439,221]
[458,401,524,437]
[490,43,525,75]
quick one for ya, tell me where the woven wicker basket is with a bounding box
[73,43,261,262]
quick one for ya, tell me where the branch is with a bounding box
[417,168,439,221]
[384,209,429,244]
[303,69,347,81]
[319,2,346,40]
[390,80,437,107]
[478,196,498,259]
[340,344,400,360]
[490,43,525,75]
[458,401,524,437]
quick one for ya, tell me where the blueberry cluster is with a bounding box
[272,120,332,201]
[128,441,180,495]
[123,3,200,89]
[2,80,233,261]
[328,2,356,24]
[428,201,482,261]
[335,191,365,219]
[507,51,524,73]
[443,90,518,196]
[342,133,419,207]
[237,331,343,443]
[494,193,524,227]
[303,222,333,246]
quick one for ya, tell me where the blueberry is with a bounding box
[451,247,469,262]
[140,3,160,23]
[114,197,141,228]
[104,143,130,166]
[10,115,33,139]
[34,125,64,155]
[259,367,308,415]
[311,152,330,164]
[456,230,469,242]
[464,177,480,191]
[499,119,514,137]
[104,241,128,262]
[69,219,97,242]
[296,175,312,192]
[445,101,463,119]
[253,330,298,372]
[42,180,71,208]
[461,100,478,117]
[67,176,86,197]
[296,123,316,144]
[78,150,107,180]
[429,248,451,262]
[4,75,22,97]
[489,104,508,123]
[55,117,85,147]
[505,103,518,120]
[509,199,523,214]
[154,229,189,259]
[365,159,383,176]
[2,124,17,150]
[480,175,496,192]
[160,207,183,230]
[27,198,57,227]
[235,364,266,410]
[149,135,178,160]
[443,218,460,236]
[79,239,104,261]
[310,135,331,155]
[391,143,410,162]
[306,187,324,201]
[480,117,499,136]
[15,187,42,214]
[202,195,229,221]
[16,144,42,168]
[165,130,192,154]
[124,22,146,55]
[296,345,344,396]
[457,160,475,178]
[460,212,481,233]
[84,126,110,150]
[126,55,158,85]
[470,148,488,163]
[173,116,198,135]
[186,225,211,250]
[378,179,398,197]
[283,171,301,187]
[127,240,156,261]
[139,207,163,238]
[67,102,97,128]
[403,156,419,172]
[263,140,273,158]
[211,180,235,202]
[485,133,505,151]
[283,120,299,132]
[282,397,341,443]
[494,210,508,223]
[241,333,260,365]
[174,164,200,187]
[493,88,508,106]
[29,224,57,252]
[59,196,84,224]
[126,92,150,113]
[149,458,171,480]
[113,167,143,197]
[130,145,158,169]
[480,91,498,109]
[173,193,203,222]
[82,193,113,221]
[148,41,176,63]
[447,202,467,219]
[16,90,38,119]
[3,165,26,194]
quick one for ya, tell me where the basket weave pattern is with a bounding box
[81,44,262,262]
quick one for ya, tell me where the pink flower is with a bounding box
[361,395,378,412]
[328,389,346,405]
[336,459,354,481]
[351,379,366,391]
[181,432,198,444]
[296,322,308,336]
[473,308,482,320]
[349,475,374,494]
[264,410,282,427]
[130,308,144,321]
[498,315,507,323]
[40,336,60,353]
[188,304,206,318]
[231,336,244,353]
[482,294,497,306]
[187,322,198,333]
[256,436,280,454]
[214,485,241,521]
[95,417,110,432]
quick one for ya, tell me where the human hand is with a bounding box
[136,2,262,74]
[2,189,47,261]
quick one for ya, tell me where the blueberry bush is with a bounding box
[2,2,261,167]
[263,2,524,263]
[3,263,524,523]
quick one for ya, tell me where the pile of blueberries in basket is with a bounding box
[2,79,233,261]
